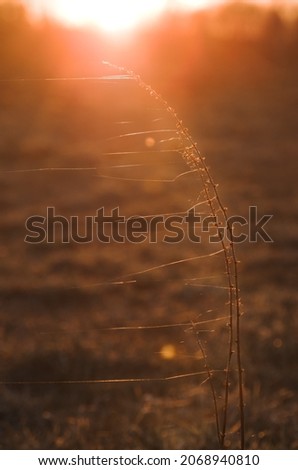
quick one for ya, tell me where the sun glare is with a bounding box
[50,0,168,34]
[172,0,223,10]
[24,0,298,32]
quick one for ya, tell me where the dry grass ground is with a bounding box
[0,67,297,449]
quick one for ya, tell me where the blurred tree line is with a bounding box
[0,1,298,94]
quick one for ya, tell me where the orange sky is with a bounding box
[20,0,298,34]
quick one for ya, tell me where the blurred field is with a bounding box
[0,2,297,450]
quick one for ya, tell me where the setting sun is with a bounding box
[22,0,298,34]
[23,0,228,34]
[45,0,168,34]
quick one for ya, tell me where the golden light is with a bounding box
[145,137,156,149]
[50,0,168,34]
[160,344,176,360]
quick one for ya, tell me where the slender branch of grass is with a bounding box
[196,333,221,446]
[103,62,245,449]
